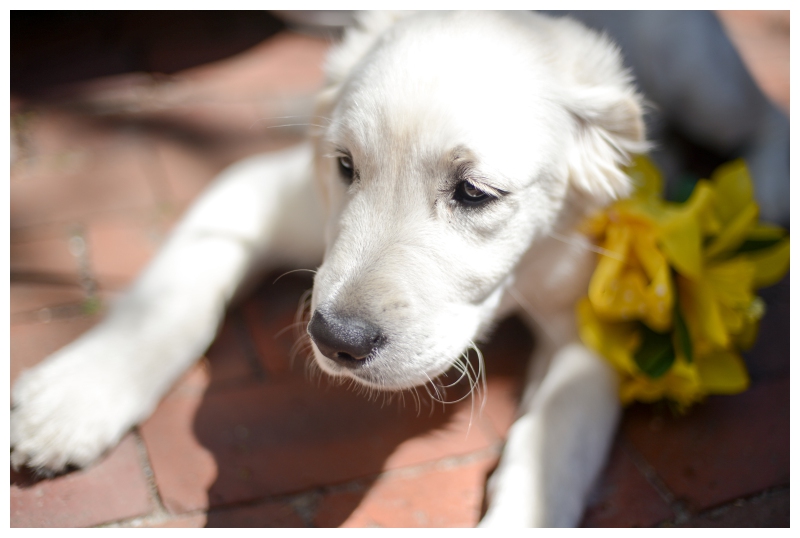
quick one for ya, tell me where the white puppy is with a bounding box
[11,11,647,527]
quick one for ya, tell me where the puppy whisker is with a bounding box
[411,386,422,416]
[273,268,317,285]
[247,114,332,131]
[468,341,488,415]
[275,320,309,339]
[547,230,624,261]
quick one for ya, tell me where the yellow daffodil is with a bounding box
[578,156,789,409]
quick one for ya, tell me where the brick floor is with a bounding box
[580,436,674,527]
[9,12,789,527]
[10,434,153,528]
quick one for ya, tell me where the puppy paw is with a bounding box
[10,345,148,474]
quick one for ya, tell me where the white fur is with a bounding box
[11,11,645,526]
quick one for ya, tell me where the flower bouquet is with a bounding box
[577,156,789,409]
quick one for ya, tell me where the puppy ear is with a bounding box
[564,87,647,203]
[553,18,649,204]
[324,11,415,86]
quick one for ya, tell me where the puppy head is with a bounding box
[307,11,646,390]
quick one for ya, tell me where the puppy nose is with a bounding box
[307,309,385,365]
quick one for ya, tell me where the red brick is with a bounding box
[138,364,217,515]
[206,500,305,527]
[382,402,495,472]
[147,121,307,213]
[477,377,523,442]
[677,488,789,527]
[11,110,97,186]
[472,316,532,439]
[149,137,222,211]
[140,281,523,517]
[315,454,497,528]
[179,32,329,96]
[10,282,86,319]
[238,273,316,378]
[240,295,303,378]
[10,315,101,384]
[581,436,673,527]
[147,372,494,510]
[12,108,117,164]
[10,434,153,528]
[87,217,160,290]
[10,233,79,278]
[141,513,208,528]
[73,32,328,141]
[152,100,280,144]
[205,315,261,390]
[127,34,328,212]
[622,378,789,513]
[144,134,303,223]
[11,118,158,228]
[175,360,215,394]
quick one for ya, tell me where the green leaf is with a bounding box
[734,236,785,254]
[634,323,675,379]
[667,173,699,203]
[82,296,102,316]
[673,301,693,363]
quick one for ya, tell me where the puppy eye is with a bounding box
[337,155,355,184]
[454,180,492,205]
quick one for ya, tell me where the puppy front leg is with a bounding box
[480,339,621,527]
[11,144,324,473]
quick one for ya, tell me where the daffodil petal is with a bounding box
[576,298,639,373]
[631,227,662,280]
[644,263,674,331]
[627,154,664,199]
[705,257,755,309]
[578,155,787,409]
[696,350,750,394]
[684,180,718,235]
[744,237,790,288]
[711,159,754,225]
[658,211,704,279]
[732,305,761,350]
[631,230,674,330]
[578,210,609,238]
[662,359,704,408]
[705,201,759,259]
[718,302,745,335]
[619,357,704,409]
[746,223,788,241]
[589,223,629,312]
[678,275,729,349]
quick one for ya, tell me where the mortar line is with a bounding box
[621,439,691,525]
[203,444,503,517]
[655,484,790,527]
[131,427,171,521]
